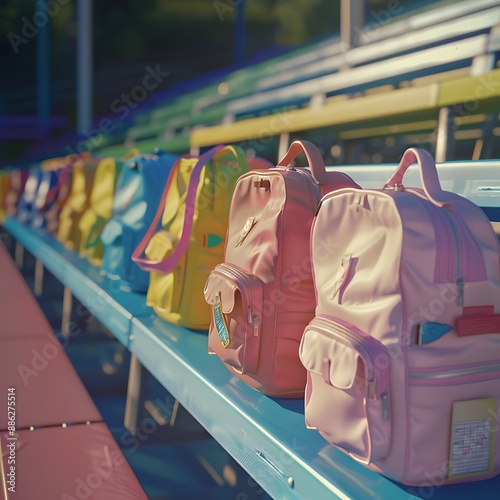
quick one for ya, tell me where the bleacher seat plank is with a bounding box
[0,243,31,297]
[0,242,55,339]
[0,244,145,499]
[1,423,147,499]
[227,35,496,117]
[0,294,54,340]
[0,337,102,431]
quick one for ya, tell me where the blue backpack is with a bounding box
[31,168,68,230]
[100,151,178,293]
[16,168,43,224]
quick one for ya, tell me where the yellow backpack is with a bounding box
[78,151,136,265]
[133,145,267,330]
[57,156,99,250]
[0,171,11,222]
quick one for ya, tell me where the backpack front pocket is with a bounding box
[57,204,80,249]
[146,230,186,318]
[204,263,263,374]
[79,209,99,256]
[300,316,392,463]
[101,219,126,278]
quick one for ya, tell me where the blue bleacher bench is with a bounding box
[2,159,500,499]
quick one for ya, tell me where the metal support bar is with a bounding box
[124,354,149,435]
[77,0,93,133]
[34,258,44,296]
[278,132,290,159]
[341,0,365,51]
[36,0,50,138]
[435,107,456,162]
[61,286,73,336]
[471,53,495,77]
[474,114,497,160]
[2,233,13,253]
[14,242,24,269]
[233,0,246,64]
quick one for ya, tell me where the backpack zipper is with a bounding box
[409,361,500,385]
[291,168,322,209]
[441,210,464,306]
[415,198,486,306]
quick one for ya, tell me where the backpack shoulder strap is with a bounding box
[132,145,247,274]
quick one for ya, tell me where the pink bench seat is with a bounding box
[1,423,148,499]
[0,243,31,297]
[0,337,102,431]
[0,295,53,340]
[0,241,146,498]
[0,242,53,340]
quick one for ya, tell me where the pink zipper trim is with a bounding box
[310,215,320,306]
[453,212,487,282]
[409,359,500,375]
[292,167,321,205]
[419,199,487,283]
[409,369,500,387]
[419,199,455,283]
[409,359,500,386]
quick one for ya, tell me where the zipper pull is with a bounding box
[247,306,252,323]
[383,182,404,192]
[381,392,391,421]
[456,277,464,306]
[367,379,376,400]
[253,314,259,336]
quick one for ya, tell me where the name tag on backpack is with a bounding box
[448,398,496,480]
[214,294,230,348]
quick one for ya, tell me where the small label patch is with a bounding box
[448,398,496,480]
[214,294,230,348]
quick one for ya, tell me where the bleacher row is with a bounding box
[2,1,500,498]
[84,0,500,164]
[0,240,147,499]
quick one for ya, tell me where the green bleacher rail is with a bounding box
[97,132,190,158]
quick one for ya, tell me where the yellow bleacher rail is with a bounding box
[339,114,491,141]
[190,69,500,149]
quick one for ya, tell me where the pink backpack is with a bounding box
[204,141,358,397]
[300,148,500,485]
